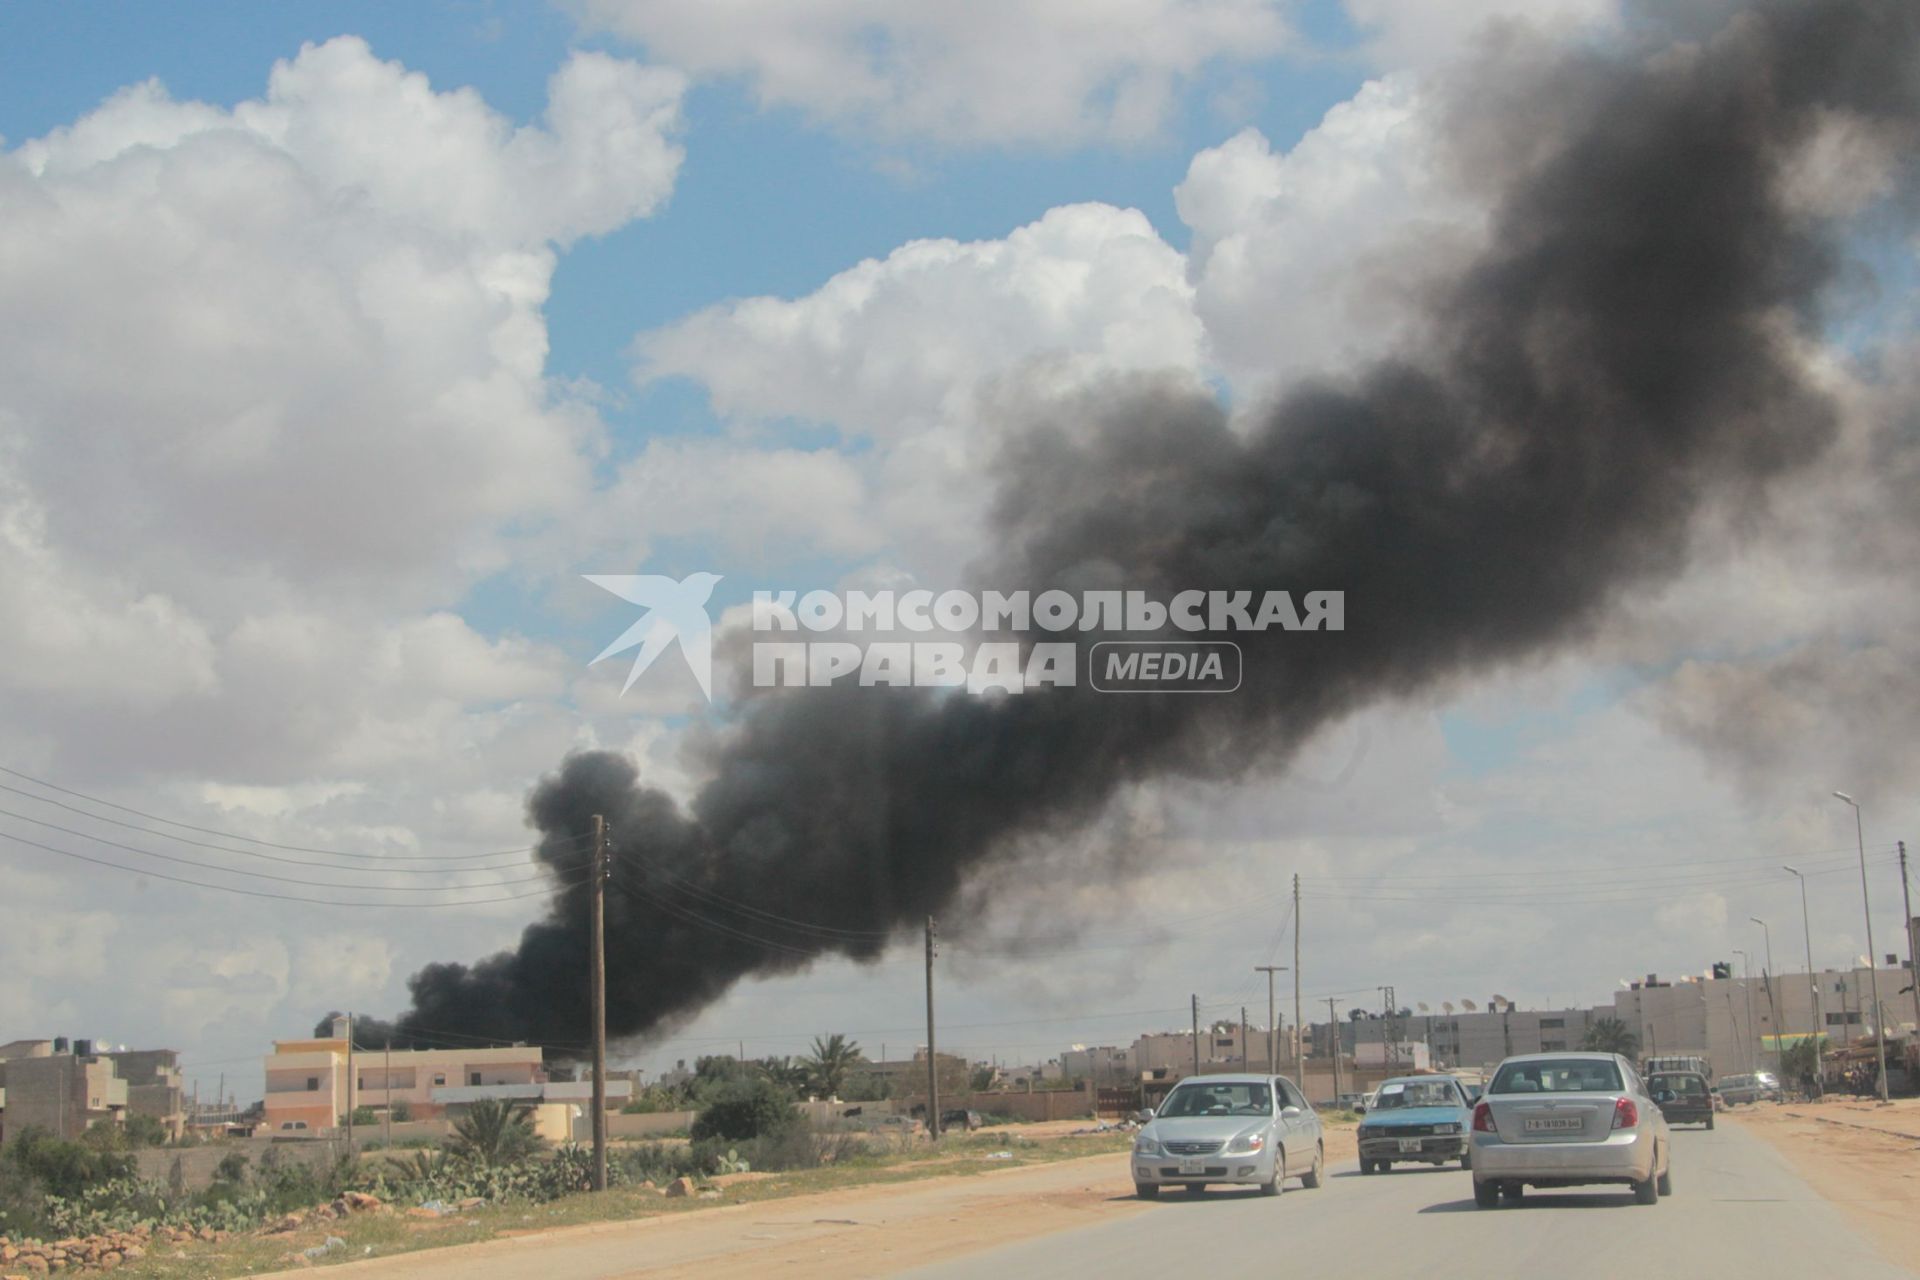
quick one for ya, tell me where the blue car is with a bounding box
[1357,1074,1475,1173]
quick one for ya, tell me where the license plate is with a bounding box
[1178,1158,1206,1175]
[1398,1138,1424,1153]
[1524,1116,1582,1132]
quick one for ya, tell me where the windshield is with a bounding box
[1369,1080,1459,1110]
[1651,1075,1707,1098]
[1159,1082,1273,1117]
[1490,1059,1624,1094]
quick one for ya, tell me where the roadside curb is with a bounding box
[1782,1111,1920,1144]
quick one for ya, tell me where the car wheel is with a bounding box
[1473,1179,1500,1208]
[1657,1162,1673,1197]
[1633,1167,1659,1205]
[1260,1156,1284,1197]
[1500,1181,1524,1206]
[1135,1183,1159,1199]
[1360,1158,1376,1175]
[1459,1151,1472,1170]
[1301,1144,1324,1189]
[1705,1114,1715,1130]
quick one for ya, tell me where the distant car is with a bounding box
[1470,1053,1671,1208]
[1648,1072,1714,1129]
[1130,1074,1325,1198]
[1335,1092,1367,1111]
[1357,1075,1475,1173]
[1715,1072,1781,1105]
[939,1108,983,1132]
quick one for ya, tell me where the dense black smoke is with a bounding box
[373,0,1920,1051]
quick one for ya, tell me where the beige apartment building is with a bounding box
[263,1035,545,1133]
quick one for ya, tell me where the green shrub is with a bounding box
[349,1106,380,1126]
[690,1078,799,1144]
[389,1101,413,1122]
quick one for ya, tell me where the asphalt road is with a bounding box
[902,1121,1915,1280]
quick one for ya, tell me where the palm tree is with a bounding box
[804,1033,865,1098]
[757,1056,813,1092]
[1581,1017,1642,1059]
[447,1098,542,1166]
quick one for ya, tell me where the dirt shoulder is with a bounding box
[1731,1099,1920,1267]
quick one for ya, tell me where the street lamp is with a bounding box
[1749,917,1777,1069]
[1783,866,1824,1092]
[1832,791,1890,1103]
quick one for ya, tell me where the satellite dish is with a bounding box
[1461,999,1478,1012]
[1491,994,1510,1010]
[1442,1001,1455,1014]
[1858,955,1872,968]
[1417,1002,1430,1013]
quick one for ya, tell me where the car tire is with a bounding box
[1135,1183,1158,1200]
[1360,1159,1375,1175]
[1633,1167,1659,1205]
[1501,1181,1524,1205]
[1473,1179,1500,1208]
[1260,1156,1284,1197]
[1657,1162,1673,1197]
[1705,1115,1715,1131]
[1301,1144,1323,1189]
[1459,1151,1471,1170]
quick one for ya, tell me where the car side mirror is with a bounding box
[1353,1103,1365,1113]
[1135,1109,1155,1123]
[1281,1105,1304,1119]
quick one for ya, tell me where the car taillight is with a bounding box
[1472,1101,1494,1133]
[1613,1097,1638,1129]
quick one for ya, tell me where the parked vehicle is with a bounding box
[1469,1053,1671,1208]
[1643,1054,1711,1080]
[939,1108,983,1132]
[1648,1071,1715,1128]
[1357,1075,1475,1173]
[1716,1072,1782,1105]
[1130,1074,1325,1198]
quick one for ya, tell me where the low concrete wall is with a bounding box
[591,1109,697,1141]
[135,1139,341,1192]
[965,1088,1095,1123]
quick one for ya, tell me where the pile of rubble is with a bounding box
[0,1225,227,1274]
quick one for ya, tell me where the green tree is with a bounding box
[757,1056,813,1093]
[691,1078,799,1143]
[1778,1036,1823,1084]
[969,1066,998,1092]
[1581,1017,1642,1059]
[389,1100,413,1123]
[121,1114,169,1147]
[803,1034,865,1098]
[446,1098,543,1167]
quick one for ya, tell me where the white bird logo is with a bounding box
[584,571,724,700]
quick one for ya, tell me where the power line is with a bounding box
[0,811,559,891]
[0,764,566,861]
[0,827,588,908]
[0,780,563,873]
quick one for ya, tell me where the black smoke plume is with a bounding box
[371,0,1920,1052]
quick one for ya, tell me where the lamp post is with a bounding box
[1733,949,1756,1072]
[1832,791,1890,1103]
[1783,866,1824,1092]
[1749,917,1777,1069]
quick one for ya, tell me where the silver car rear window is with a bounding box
[1489,1059,1623,1094]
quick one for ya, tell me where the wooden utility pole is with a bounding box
[1901,841,1920,1033]
[1292,875,1303,1069]
[383,1042,392,1147]
[925,917,940,1141]
[589,814,609,1191]
[1326,998,1342,1102]
[1256,966,1286,1071]
[344,1013,354,1152]
[1241,1008,1249,1071]
[1191,995,1201,1076]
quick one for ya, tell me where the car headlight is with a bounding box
[1133,1134,1161,1156]
[1225,1130,1266,1154]
[1434,1123,1462,1135]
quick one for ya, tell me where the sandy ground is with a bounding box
[1731,1098,1920,1270]
[262,1122,1359,1280]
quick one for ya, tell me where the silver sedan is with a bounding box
[1469,1052,1671,1207]
[1131,1074,1325,1197]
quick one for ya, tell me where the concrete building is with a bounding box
[1611,965,1916,1074]
[115,1049,187,1140]
[1059,1045,1132,1086]
[1339,1007,1605,1071]
[263,1031,550,1133]
[0,1045,128,1143]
